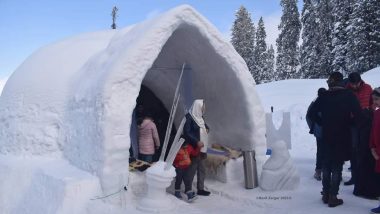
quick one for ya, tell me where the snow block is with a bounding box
[16,171,99,214]
[0,157,101,214]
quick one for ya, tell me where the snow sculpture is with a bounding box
[266,112,291,149]
[137,137,185,212]
[260,140,300,190]
[137,161,176,212]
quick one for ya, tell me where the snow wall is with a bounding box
[0,5,266,195]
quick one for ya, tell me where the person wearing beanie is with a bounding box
[369,87,380,214]
[345,72,373,186]
[310,72,362,207]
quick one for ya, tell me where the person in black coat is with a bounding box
[353,107,380,199]
[310,72,362,207]
[306,87,327,181]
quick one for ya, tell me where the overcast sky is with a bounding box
[0,0,302,81]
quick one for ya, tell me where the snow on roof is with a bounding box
[0,5,266,181]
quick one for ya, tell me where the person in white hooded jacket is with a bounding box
[183,99,211,196]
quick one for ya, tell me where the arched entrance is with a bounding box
[130,85,177,163]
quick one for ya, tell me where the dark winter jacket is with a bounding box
[310,87,362,162]
[354,108,380,198]
[183,113,209,148]
[306,100,322,139]
[370,108,380,173]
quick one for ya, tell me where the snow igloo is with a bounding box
[0,5,266,212]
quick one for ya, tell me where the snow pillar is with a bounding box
[137,161,176,213]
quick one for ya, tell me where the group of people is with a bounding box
[306,71,380,213]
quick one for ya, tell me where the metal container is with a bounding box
[243,150,258,189]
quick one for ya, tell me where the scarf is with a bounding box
[189,99,206,129]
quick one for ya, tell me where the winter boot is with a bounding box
[328,195,343,207]
[197,189,211,196]
[321,191,329,204]
[371,205,380,214]
[185,191,197,202]
[314,170,322,181]
[174,190,182,199]
[344,179,354,186]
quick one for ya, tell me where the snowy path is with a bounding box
[121,148,377,214]
[186,157,377,214]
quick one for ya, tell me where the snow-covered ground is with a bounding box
[84,67,380,214]
[0,67,379,214]
[157,67,379,214]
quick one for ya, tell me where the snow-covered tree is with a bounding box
[253,17,267,83]
[367,0,380,69]
[346,0,372,74]
[331,0,354,76]
[316,0,334,78]
[265,45,275,82]
[276,0,301,80]
[300,0,319,78]
[231,6,255,76]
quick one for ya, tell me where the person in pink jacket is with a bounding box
[138,116,160,163]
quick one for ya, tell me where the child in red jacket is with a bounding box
[370,87,380,214]
[173,142,200,201]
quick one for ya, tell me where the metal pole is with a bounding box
[243,150,258,189]
[159,63,186,161]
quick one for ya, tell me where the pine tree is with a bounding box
[300,0,319,78]
[331,0,354,76]
[111,6,118,29]
[231,6,256,77]
[265,45,275,81]
[346,0,372,74]
[276,0,301,80]
[316,0,334,78]
[253,17,268,83]
[367,0,380,69]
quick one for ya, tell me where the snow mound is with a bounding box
[362,66,380,87]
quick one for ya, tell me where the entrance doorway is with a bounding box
[130,85,176,162]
